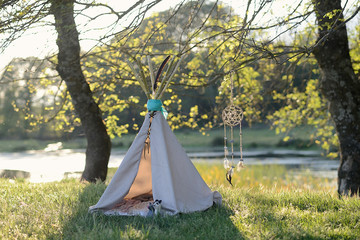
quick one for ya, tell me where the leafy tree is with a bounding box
[150,0,360,195]
[0,57,61,139]
[1,0,163,182]
[311,0,360,196]
[2,0,360,195]
[262,0,360,195]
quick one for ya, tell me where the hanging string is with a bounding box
[230,73,234,105]
[224,123,229,169]
[240,120,243,162]
[230,126,234,166]
[237,119,245,171]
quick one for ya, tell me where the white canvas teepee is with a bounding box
[89,108,221,216]
[89,55,221,216]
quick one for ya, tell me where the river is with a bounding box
[0,148,339,183]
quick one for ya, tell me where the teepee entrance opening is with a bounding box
[103,116,155,216]
[124,137,153,200]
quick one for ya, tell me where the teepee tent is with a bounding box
[89,56,221,216]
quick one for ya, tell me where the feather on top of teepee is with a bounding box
[154,55,171,91]
[126,53,183,100]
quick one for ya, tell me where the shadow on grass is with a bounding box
[51,183,244,240]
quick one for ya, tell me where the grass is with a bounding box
[1,163,359,240]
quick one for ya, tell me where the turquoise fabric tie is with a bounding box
[147,99,168,119]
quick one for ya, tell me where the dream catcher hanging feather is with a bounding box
[222,73,245,186]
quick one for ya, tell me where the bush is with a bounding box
[276,138,314,149]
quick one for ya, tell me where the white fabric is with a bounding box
[89,112,222,215]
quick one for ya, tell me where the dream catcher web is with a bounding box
[222,73,245,186]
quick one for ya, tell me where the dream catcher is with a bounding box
[222,73,245,186]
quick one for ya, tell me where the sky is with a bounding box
[0,0,358,72]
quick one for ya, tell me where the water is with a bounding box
[0,149,339,182]
[0,149,125,182]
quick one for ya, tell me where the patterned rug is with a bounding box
[104,194,153,217]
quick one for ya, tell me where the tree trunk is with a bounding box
[50,0,111,182]
[312,0,360,196]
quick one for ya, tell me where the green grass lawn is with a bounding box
[1,163,359,240]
